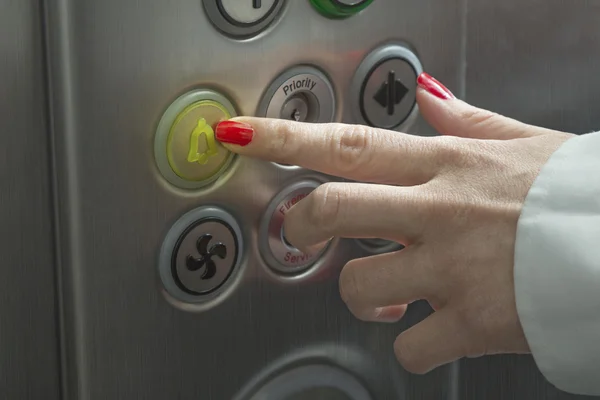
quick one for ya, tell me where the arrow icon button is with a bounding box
[373,70,409,116]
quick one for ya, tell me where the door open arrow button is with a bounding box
[373,70,409,116]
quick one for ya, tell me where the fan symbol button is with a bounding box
[186,234,227,281]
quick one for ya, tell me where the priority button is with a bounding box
[257,65,336,124]
[351,44,423,130]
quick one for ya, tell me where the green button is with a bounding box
[309,0,373,18]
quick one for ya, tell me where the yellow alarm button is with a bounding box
[155,90,238,189]
[167,100,230,181]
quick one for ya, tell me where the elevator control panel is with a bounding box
[155,1,422,304]
[41,0,465,397]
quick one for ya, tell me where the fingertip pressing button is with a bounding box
[259,180,329,275]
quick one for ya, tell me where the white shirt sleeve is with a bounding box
[514,131,600,396]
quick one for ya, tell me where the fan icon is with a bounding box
[185,234,227,280]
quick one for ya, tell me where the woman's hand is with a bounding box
[215,73,574,374]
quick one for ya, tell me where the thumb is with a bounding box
[416,73,542,140]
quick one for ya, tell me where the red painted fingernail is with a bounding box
[215,120,254,146]
[417,72,455,100]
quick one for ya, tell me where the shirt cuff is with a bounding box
[514,131,600,396]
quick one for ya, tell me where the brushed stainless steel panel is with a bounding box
[465,0,600,133]
[45,0,464,399]
[463,0,600,398]
[0,0,61,399]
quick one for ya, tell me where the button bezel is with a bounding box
[350,43,423,131]
[158,206,244,305]
[203,0,286,39]
[154,89,238,190]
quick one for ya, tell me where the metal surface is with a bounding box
[257,66,336,123]
[6,0,599,399]
[460,0,600,399]
[0,0,61,399]
[3,0,600,399]
[2,0,595,399]
[44,0,463,398]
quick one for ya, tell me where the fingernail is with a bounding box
[373,307,399,323]
[417,72,455,100]
[215,120,254,146]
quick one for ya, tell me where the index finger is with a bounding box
[215,117,439,186]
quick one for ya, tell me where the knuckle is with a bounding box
[459,108,500,129]
[268,120,297,161]
[330,125,375,173]
[451,306,485,355]
[306,183,344,234]
[431,136,465,167]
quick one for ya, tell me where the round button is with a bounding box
[158,207,243,303]
[203,0,285,39]
[257,66,336,124]
[351,44,423,130]
[154,89,237,190]
[259,181,328,274]
[309,0,373,18]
